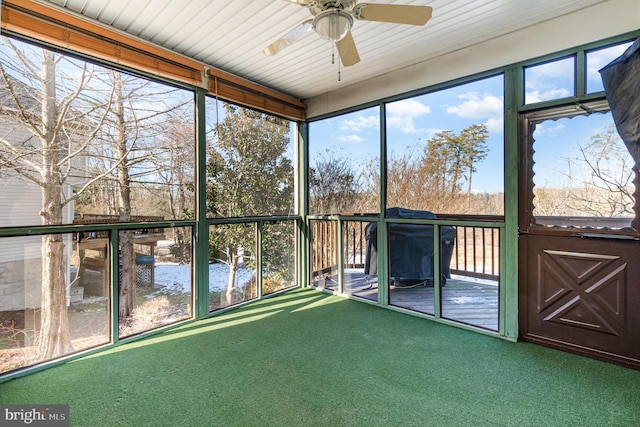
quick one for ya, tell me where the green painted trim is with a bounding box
[336,218,345,294]
[306,216,505,228]
[383,218,505,228]
[518,93,610,112]
[379,102,387,215]
[0,221,196,237]
[298,121,310,289]
[256,222,263,299]
[110,228,119,343]
[576,48,586,98]
[376,218,388,306]
[517,31,639,69]
[195,88,210,319]
[433,225,442,319]
[503,67,520,340]
[378,103,388,305]
[206,215,299,225]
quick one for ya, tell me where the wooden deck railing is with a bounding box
[73,214,165,238]
[450,225,499,280]
[310,217,501,282]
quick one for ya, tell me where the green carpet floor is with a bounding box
[1,288,639,426]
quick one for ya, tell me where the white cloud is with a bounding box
[337,134,363,143]
[386,99,431,133]
[446,92,504,133]
[534,122,566,137]
[524,57,575,102]
[587,45,626,74]
[586,42,631,83]
[526,58,574,81]
[339,114,379,132]
[485,117,504,134]
[525,88,571,104]
[446,92,503,119]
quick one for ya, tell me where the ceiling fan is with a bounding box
[262,0,433,67]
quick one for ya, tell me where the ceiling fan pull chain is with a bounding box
[331,41,335,65]
[330,41,341,81]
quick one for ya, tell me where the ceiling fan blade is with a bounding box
[355,4,433,26]
[263,20,313,56]
[336,31,360,67]
[281,0,312,5]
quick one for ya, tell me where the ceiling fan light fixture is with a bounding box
[312,9,353,42]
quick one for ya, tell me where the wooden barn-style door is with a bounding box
[518,102,640,369]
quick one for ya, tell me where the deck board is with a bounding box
[312,269,499,331]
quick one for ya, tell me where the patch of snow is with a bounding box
[154,263,254,294]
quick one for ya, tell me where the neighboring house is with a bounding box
[0,174,76,312]
[0,83,82,311]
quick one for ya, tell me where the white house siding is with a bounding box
[0,178,75,311]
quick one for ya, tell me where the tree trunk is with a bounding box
[37,227,73,359]
[112,71,136,319]
[119,230,136,318]
[467,168,474,209]
[37,50,74,360]
[225,249,238,305]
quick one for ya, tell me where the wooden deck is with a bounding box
[312,269,499,331]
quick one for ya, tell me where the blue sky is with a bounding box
[309,40,633,195]
[309,74,505,193]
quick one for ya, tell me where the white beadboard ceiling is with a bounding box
[36,0,611,102]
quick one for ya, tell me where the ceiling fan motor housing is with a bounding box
[309,0,358,16]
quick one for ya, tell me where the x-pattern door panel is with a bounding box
[537,249,624,336]
[524,235,639,366]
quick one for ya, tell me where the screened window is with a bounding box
[262,220,297,296]
[386,75,505,215]
[0,233,110,373]
[531,110,634,229]
[586,41,634,93]
[0,36,196,228]
[209,222,257,311]
[308,107,380,215]
[205,97,295,218]
[118,226,193,338]
[524,56,575,104]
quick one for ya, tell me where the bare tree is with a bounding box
[309,149,363,214]
[0,39,114,359]
[566,125,635,217]
[85,71,193,318]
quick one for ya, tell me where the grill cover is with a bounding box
[364,207,455,283]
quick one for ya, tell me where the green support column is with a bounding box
[576,49,586,97]
[257,221,263,299]
[194,88,210,319]
[502,67,520,341]
[336,217,344,294]
[298,121,310,288]
[110,228,120,343]
[378,103,388,305]
[433,224,442,319]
